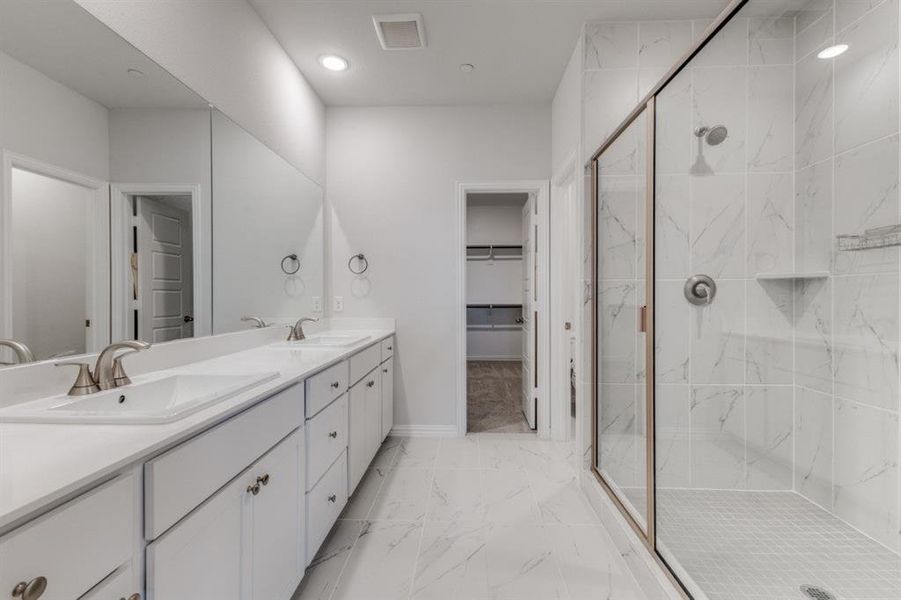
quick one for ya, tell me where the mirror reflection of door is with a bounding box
[134,195,194,343]
[10,167,100,361]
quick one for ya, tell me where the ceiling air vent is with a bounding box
[372,13,426,50]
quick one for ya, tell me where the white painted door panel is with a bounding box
[145,471,247,600]
[251,429,303,600]
[137,196,193,342]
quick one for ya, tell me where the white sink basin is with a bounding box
[0,372,279,425]
[276,334,371,348]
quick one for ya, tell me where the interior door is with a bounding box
[521,197,537,429]
[137,196,194,342]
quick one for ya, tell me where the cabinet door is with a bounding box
[348,381,368,493]
[380,357,394,441]
[80,564,138,600]
[146,471,249,600]
[364,372,381,461]
[251,429,304,600]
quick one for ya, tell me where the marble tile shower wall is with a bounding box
[790,0,901,552]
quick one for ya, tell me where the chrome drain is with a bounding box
[800,585,837,600]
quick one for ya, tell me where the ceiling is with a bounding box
[250,0,731,106]
[0,0,206,109]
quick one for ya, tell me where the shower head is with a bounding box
[695,125,728,146]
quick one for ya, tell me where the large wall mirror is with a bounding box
[0,0,324,364]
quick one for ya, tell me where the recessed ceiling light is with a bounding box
[127,68,145,78]
[818,44,849,59]
[460,63,475,72]
[319,54,349,72]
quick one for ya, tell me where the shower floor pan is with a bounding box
[622,488,901,600]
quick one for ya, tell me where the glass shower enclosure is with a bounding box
[592,0,901,598]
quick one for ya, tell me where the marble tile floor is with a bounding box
[467,361,532,434]
[293,435,648,600]
[622,488,901,600]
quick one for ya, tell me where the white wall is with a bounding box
[74,0,326,186]
[108,108,213,336]
[551,37,583,178]
[11,169,92,360]
[0,51,109,180]
[328,104,550,430]
[212,111,324,334]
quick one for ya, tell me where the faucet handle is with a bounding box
[55,362,100,396]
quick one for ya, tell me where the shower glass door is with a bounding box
[594,109,649,531]
[651,0,901,598]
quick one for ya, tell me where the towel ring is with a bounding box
[281,254,300,275]
[348,253,368,275]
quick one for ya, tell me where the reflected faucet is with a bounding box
[287,317,319,342]
[0,339,35,365]
[241,316,270,328]
[56,340,151,395]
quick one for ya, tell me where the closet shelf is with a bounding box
[466,244,523,261]
[755,272,829,281]
[466,303,522,309]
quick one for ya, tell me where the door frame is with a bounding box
[454,180,550,438]
[550,151,581,442]
[110,183,206,341]
[0,150,110,358]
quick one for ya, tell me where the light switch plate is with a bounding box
[312,296,322,312]
[334,296,344,312]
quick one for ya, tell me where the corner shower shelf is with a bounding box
[755,272,829,281]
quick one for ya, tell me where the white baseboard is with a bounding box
[389,425,458,438]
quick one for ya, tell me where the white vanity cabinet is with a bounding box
[380,356,394,441]
[0,474,139,600]
[146,428,303,600]
[348,367,381,494]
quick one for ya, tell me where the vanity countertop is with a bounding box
[0,328,394,532]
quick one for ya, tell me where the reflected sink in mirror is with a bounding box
[274,334,371,348]
[0,372,279,425]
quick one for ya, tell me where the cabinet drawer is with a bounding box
[350,344,380,385]
[380,336,395,362]
[144,384,303,540]
[306,394,348,490]
[306,451,348,564]
[0,475,135,600]
[80,564,138,600]
[305,361,348,418]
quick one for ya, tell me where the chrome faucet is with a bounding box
[0,339,35,365]
[241,316,270,328]
[287,317,319,342]
[55,340,151,396]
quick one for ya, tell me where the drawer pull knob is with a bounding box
[330,381,340,389]
[328,431,338,438]
[120,595,142,600]
[247,483,261,496]
[382,368,388,373]
[257,473,270,486]
[328,494,337,503]
[367,380,375,388]
[387,346,393,351]
[12,577,47,600]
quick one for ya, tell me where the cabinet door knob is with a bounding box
[11,577,47,600]
[382,368,388,373]
[366,380,375,388]
[328,431,338,438]
[247,483,261,496]
[327,494,337,503]
[330,381,340,389]
[387,346,393,351]
[121,594,142,600]
[257,473,270,486]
